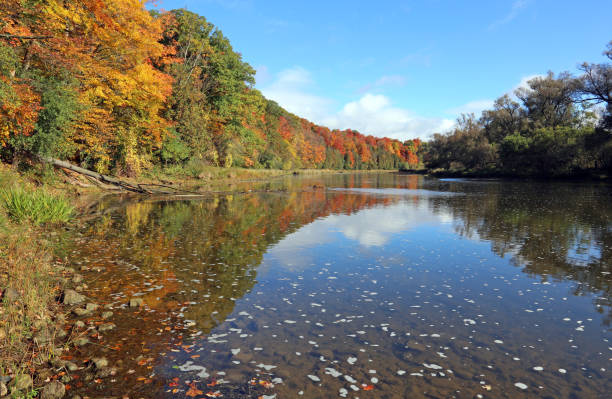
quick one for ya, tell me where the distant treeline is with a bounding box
[422,42,612,177]
[0,2,419,175]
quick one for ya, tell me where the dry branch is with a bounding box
[39,156,197,195]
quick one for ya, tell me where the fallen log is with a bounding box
[39,156,198,194]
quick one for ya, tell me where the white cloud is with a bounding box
[271,199,452,251]
[260,68,452,140]
[260,66,333,121]
[489,0,530,30]
[323,94,454,140]
[511,74,544,93]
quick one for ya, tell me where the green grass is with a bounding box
[0,187,73,225]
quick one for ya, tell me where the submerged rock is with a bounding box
[92,357,108,369]
[40,381,65,399]
[62,290,85,305]
[85,302,98,312]
[95,367,117,379]
[72,308,90,317]
[98,323,115,332]
[65,361,78,372]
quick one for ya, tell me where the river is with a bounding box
[62,173,611,398]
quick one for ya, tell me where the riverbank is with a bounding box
[0,163,397,397]
[423,167,610,181]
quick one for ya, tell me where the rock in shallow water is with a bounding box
[92,357,108,369]
[62,290,85,305]
[98,323,115,332]
[72,308,90,317]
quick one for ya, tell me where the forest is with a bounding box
[0,1,420,176]
[422,41,612,177]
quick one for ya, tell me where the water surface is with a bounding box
[65,174,611,398]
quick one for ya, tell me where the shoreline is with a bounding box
[421,169,611,182]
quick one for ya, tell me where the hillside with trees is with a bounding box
[422,41,612,177]
[0,2,420,176]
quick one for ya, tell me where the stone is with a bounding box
[101,311,113,319]
[129,298,143,308]
[73,337,90,347]
[2,287,20,302]
[65,361,78,372]
[95,367,116,379]
[98,323,115,332]
[40,381,65,399]
[91,357,108,369]
[74,321,85,329]
[0,381,7,397]
[9,374,32,391]
[62,290,85,305]
[85,303,98,312]
[72,308,90,317]
[71,274,83,284]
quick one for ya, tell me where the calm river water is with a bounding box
[65,173,611,398]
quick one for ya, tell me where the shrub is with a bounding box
[0,187,73,225]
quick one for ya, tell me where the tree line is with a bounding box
[0,1,420,175]
[422,41,612,177]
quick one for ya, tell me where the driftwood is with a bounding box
[40,156,200,195]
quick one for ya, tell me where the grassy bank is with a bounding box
[0,166,77,397]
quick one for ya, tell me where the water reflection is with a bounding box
[65,174,611,398]
[427,180,612,325]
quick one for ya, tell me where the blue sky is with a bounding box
[155,0,612,140]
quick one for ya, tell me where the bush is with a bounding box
[0,187,73,225]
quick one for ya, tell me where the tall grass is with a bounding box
[0,187,73,225]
